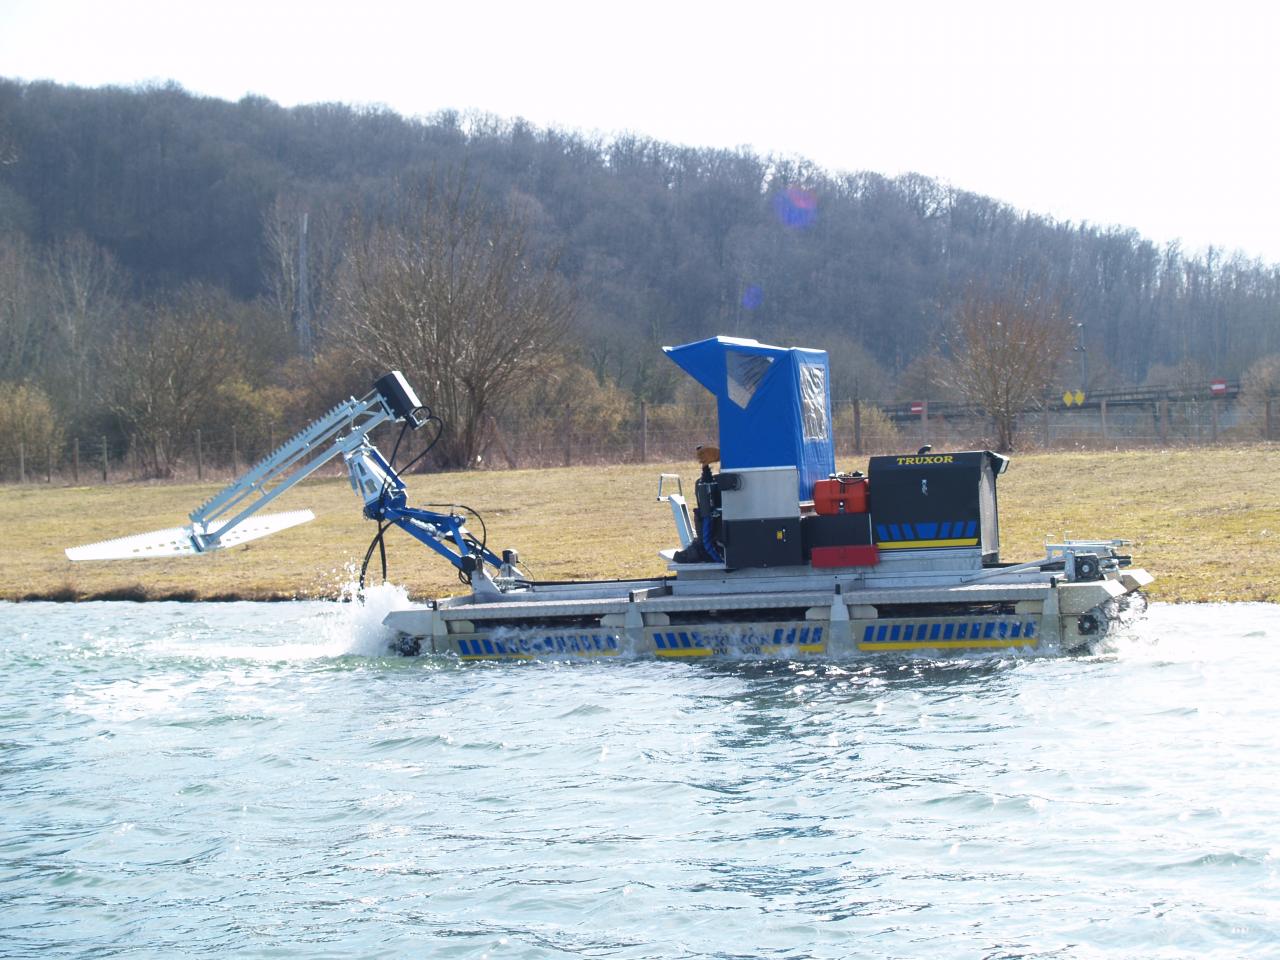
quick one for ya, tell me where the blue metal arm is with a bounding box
[350,443,506,576]
[384,502,505,573]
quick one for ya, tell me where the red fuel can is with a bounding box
[813,475,868,515]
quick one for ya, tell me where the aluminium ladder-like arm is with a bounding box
[66,382,406,562]
[67,371,516,582]
[188,388,401,552]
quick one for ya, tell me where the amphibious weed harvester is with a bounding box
[68,338,1152,659]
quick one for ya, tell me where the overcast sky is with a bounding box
[3,0,1277,263]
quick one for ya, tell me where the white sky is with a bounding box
[3,0,1278,263]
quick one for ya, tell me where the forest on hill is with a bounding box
[1,78,1279,472]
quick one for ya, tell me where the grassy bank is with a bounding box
[2,448,1277,604]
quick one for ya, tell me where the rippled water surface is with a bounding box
[3,598,1279,959]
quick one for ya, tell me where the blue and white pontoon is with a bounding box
[68,338,1151,659]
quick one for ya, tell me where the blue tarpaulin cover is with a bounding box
[664,336,836,500]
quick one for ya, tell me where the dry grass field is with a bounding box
[2,447,1278,603]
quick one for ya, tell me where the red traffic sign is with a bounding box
[1210,379,1227,396]
[910,401,925,415]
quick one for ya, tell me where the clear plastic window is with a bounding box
[800,363,828,440]
[726,351,773,409]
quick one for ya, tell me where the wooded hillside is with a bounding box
[2,78,1278,472]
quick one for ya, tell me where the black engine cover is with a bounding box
[867,451,1006,560]
[722,518,803,569]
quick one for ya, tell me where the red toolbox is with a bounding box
[813,475,868,515]
[811,545,879,568]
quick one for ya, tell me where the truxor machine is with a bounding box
[68,337,1151,659]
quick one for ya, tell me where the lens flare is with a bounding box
[773,186,818,228]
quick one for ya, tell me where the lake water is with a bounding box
[2,597,1278,959]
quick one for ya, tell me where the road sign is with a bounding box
[1074,390,1085,406]
[1063,391,1085,406]
[1210,379,1227,396]
[910,401,925,415]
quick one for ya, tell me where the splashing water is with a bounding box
[322,580,414,657]
[36,579,417,666]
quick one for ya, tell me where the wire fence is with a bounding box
[887,395,1279,451]
[2,396,1277,486]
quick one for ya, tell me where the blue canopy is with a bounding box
[664,336,835,500]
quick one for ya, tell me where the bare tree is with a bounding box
[947,283,1071,452]
[1240,353,1280,438]
[97,285,245,476]
[336,178,574,468]
[262,194,344,356]
[0,234,45,382]
[45,233,127,410]
[0,381,65,481]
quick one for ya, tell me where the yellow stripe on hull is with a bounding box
[656,643,826,659]
[655,647,714,658]
[878,538,979,549]
[860,638,1035,651]
[457,650,621,661]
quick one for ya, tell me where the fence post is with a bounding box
[1211,398,1219,444]
[640,400,648,463]
[1267,396,1274,442]
[1100,400,1109,442]
[73,436,80,483]
[1042,404,1051,449]
[563,412,572,467]
[47,443,52,483]
[1159,397,1169,443]
[195,428,203,481]
[921,400,929,447]
[231,426,239,474]
[853,399,863,456]
[17,442,24,483]
[130,434,139,479]
[101,436,108,483]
